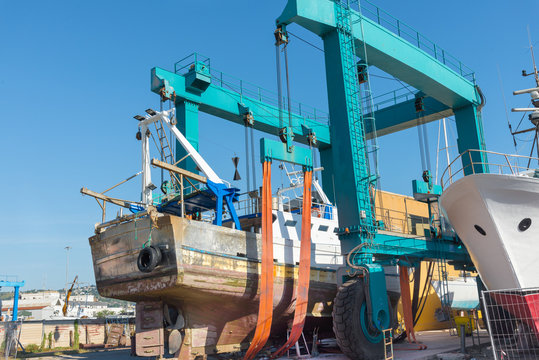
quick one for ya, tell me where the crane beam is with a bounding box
[276,0,480,108]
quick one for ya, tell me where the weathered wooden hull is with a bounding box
[89,214,338,358]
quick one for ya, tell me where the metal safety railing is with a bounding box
[371,86,418,112]
[440,149,539,189]
[375,206,429,236]
[173,53,330,127]
[174,53,211,74]
[347,0,476,83]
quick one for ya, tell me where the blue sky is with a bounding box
[1,0,537,290]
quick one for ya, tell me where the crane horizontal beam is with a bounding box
[366,96,453,138]
[151,67,332,148]
[153,67,453,147]
[276,0,480,108]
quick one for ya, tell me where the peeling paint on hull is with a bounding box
[89,215,337,358]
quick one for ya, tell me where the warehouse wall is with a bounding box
[0,319,134,348]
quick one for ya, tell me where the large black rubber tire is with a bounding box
[137,245,162,273]
[333,278,391,360]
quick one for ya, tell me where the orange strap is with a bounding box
[244,161,274,360]
[398,265,427,350]
[271,170,313,359]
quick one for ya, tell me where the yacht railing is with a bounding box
[441,149,539,189]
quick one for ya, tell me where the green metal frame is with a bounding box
[147,0,491,340]
[260,137,313,169]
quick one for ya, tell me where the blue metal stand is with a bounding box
[206,180,242,230]
[0,280,25,321]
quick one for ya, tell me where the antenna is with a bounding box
[522,25,539,87]
[497,64,517,149]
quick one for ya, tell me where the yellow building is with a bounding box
[374,189,475,331]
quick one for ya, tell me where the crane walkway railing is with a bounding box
[371,86,418,112]
[345,0,476,83]
[173,53,330,127]
[441,149,539,189]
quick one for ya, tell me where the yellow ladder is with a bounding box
[383,329,394,360]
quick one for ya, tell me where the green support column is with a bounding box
[322,29,367,253]
[454,104,488,175]
[319,146,335,204]
[176,100,200,175]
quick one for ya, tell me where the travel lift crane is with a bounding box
[0,279,24,321]
[146,0,490,358]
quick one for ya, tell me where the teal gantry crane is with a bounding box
[148,0,489,358]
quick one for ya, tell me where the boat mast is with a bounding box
[510,27,539,165]
[522,25,539,87]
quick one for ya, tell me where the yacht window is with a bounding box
[474,224,486,236]
[318,225,329,232]
[518,218,532,232]
[284,220,297,227]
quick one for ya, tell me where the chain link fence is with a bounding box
[482,288,539,359]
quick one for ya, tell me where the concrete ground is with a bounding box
[296,330,490,360]
[29,330,491,360]
[20,348,132,360]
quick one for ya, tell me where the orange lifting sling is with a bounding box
[398,265,427,350]
[244,166,314,360]
[271,170,313,359]
[244,161,274,360]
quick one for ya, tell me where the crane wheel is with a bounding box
[333,278,392,360]
[137,245,162,273]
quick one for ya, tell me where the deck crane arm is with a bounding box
[140,108,223,185]
[137,108,241,229]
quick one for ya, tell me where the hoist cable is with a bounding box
[287,31,325,53]
[283,45,293,128]
[250,127,257,190]
[276,45,284,129]
[245,126,251,192]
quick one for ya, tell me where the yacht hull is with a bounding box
[440,174,539,336]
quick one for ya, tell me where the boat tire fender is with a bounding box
[137,245,162,273]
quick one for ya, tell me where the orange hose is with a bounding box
[271,170,313,358]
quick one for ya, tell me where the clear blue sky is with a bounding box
[1,1,537,290]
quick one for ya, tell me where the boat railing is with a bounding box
[233,196,261,218]
[441,149,539,189]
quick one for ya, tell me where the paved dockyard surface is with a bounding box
[28,329,492,360]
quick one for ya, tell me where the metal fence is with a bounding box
[1,321,21,360]
[482,288,539,360]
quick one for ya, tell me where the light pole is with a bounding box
[64,246,71,299]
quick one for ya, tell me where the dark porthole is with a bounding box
[474,225,486,236]
[518,218,532,232]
